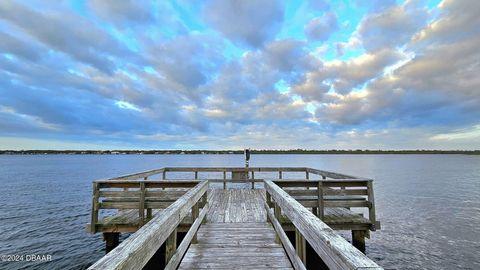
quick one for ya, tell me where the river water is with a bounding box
[0,154,479,269]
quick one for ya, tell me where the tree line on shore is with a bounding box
[1,149,479,155]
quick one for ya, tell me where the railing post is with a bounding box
[273,202,281,244]
[91,182,99,233]
[295,228,306,264]
[103,232,119,253]
[139,182,145,226]
[279,171,282,179]
[367,181,376,230]
[201,191,208,224]
[162,170,166,179]
[317,181,324,219]
[352,230,366,253]
[146,175,152,219]
[306,171,309,180]
[194,171,198,179]
[191,203,199,243]
[266,192,272,208]
[251,171,255,189]
[223,171,226,189]
[165,229,177,263]
[274,201,281,223]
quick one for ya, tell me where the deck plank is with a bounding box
[179,190,292,269]
[178,222,292,270]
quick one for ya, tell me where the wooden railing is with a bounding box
[88,181,209,270]
[108,167,358,180]
[272,179,379,230]
[265,180,382,270]
[89,180,202,233]
[105,167,362,192]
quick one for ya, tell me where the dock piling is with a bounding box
[352,230,366,253]
[103,232,119,253]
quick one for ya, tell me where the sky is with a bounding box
[0,0,479,150]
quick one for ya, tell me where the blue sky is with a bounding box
[1,0,479,150]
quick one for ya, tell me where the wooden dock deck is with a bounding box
[87,167,382,270]
[180,189,290,269]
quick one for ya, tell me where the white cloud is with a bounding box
[304,12,338,41]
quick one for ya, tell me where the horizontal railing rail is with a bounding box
[89,180,202,233]
[271,179,378,230]
[264,180,382,270]
[88,181,208,270]
[105,167,358,181]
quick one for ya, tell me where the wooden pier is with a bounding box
[87,167,382,269]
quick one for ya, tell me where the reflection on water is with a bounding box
[0,154,479,269]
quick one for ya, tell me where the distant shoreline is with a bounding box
[1,150,479,155]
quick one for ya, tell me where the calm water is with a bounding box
[0,154,479,270]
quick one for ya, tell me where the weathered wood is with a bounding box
[109,168,165,180]
[352,230,366,254]
[88,181,208,270]
[265,203,306,270]
[179,222,293,270]
[306,168,361,179]
[165,203,209,270]
[89,167,380,269]
[223,171,226,189]
[295,228,306,264]
[103,233,119,253]
[318,181,324,219]
[139,182,145,226]
[97,180,200,189]
[90,182,99,233]
[191,203,199,243]
[264,180,382,270]
[165,229,177,263]
[206,189,267,223]
[367,181,377,231]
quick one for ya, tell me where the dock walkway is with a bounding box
[87,167,382,270]
[180,190,291,269]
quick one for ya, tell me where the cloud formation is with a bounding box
[203,0,284,48]
[0,0,479,150]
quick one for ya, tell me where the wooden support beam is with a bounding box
[251,171,255,189]
[194,171,198,179]
[201,192,208,224]
[139,182,145,226]
[191,203,199,243]
[274,202,281,244]
[165,229,177,263]
[279,171,283,179]
[367,181,377,230]
[352,230,366,254]
[223,171,226,189]
[317,181,324,220]
[295,228,306,265]
[103,233,119,253]
[90,182,99,233]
